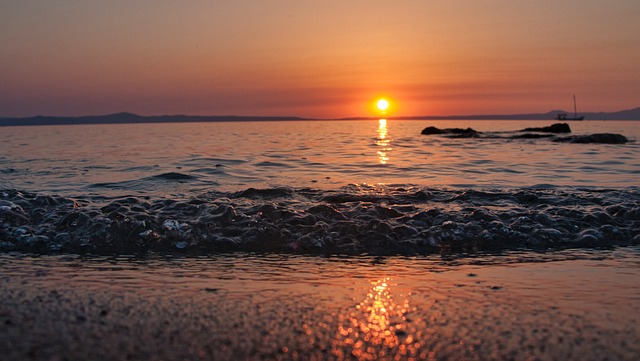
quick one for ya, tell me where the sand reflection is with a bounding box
[376,119,391,165]
[332,277,420,360]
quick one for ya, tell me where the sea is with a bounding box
[2,119,640,360]
[1,119,639,255]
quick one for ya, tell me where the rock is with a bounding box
[520,123,571,133]
[553,133,629,144]
[421,126,478,135]
[421,126,443,135]
[449,127,478,134]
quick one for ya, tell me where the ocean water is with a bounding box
[1,119,639,254]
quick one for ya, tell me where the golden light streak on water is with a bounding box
[376,119,391,165]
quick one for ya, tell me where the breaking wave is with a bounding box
[1,185,639,255]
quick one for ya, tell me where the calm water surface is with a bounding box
[2,120,639,197]
[1,120,639,359]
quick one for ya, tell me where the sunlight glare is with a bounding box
[377,99,389,112]
[376,119,390,165]
[332,277,418,360]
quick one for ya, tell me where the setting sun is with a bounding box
[377,99,389,112]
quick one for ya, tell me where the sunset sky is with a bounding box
[2,0,639,118]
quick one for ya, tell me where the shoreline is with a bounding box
[1,248,639,360]
[3,108,640,126]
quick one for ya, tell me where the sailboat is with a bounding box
[555,95,585,120]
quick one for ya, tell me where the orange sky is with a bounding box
[1,1,639,118]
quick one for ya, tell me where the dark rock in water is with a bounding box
[421,126,478,136]
[449,127,478,134]
[521,123,571,133]
[511,133,556,139]
[420,126,443,135]
[553,133,629,144]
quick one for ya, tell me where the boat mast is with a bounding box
[573,94,578,118]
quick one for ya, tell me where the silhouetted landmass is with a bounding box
[343,107,640,121]
[2,107,640,126]
[0,112,310,126]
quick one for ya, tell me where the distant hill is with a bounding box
[2,107,640,126]
[339,107,640,121]
[391,107,640,121]
[410,108,640,120]
[0,112,310,126]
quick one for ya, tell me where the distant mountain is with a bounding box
[2,107,640,126]
[387,107,640,121]
[0,112,310,126]
[579,107,640,121]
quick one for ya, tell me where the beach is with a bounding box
[1,119,639,360]
[4,1,640,359]
[1,249,639,360]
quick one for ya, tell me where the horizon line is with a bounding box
[2,106,640,125]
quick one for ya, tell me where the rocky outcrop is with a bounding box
[520,123,571,133]
[421,126,479,136]
[420,123,631,144]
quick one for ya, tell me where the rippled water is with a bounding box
[1,120,639,255]
[1,120,639,195]
[2,120,639,359]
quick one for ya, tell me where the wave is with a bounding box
[149,172,197,181]
[1,186,639,256]
[88,172,202,192]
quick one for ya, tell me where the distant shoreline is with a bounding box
[2,108,640,126]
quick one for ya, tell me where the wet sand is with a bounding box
[1,248,639,360]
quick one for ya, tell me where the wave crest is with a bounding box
[1,187,639,255]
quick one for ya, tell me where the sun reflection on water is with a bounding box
[376,119,391,165]
[332,277,420,360]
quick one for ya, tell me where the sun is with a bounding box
[376,99,389,112]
